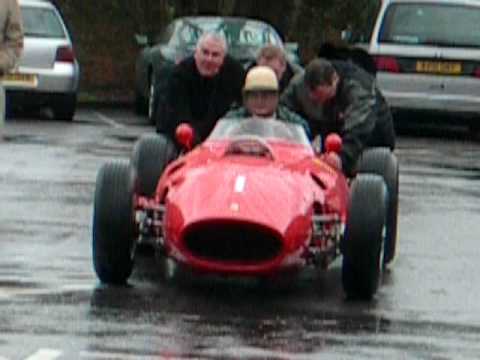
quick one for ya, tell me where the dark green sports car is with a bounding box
[133,16,299,123]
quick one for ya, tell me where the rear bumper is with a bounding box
[6,90,76,108]
[4,63,80,94]
[378,72,480,116]
[382,90,480,115]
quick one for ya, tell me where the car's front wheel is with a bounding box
[92,161,136,284]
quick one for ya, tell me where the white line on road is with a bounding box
[23,349,62,360]
[0,283,94,299]
[80,351,157,359]
[92,111,126,129]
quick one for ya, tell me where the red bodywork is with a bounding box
[136,129,349,278]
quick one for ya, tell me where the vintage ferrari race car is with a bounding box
[92,118,399,299]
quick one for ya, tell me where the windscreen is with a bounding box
[379,3,480,47]
[21,7,66,39]
[208,118,311,146]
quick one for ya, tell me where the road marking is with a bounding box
[0,283,94,299]
[80,351,157,359]
[92,111,126,129]
[24,349,62,360]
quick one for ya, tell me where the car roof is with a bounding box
[178,16,274,27]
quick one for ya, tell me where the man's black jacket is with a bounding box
[158,55,245,143]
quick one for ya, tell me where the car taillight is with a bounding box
[375,56,400,73]
[55,46,76,63]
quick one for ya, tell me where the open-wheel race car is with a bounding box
[92,118,399,299]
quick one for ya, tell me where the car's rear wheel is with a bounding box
[147,72,158,125]
[92,161,136,284]
[52,93,77,121]
[342,174,387,299]
[357,147,399,264]
[131,133,178,196]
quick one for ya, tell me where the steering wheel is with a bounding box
[224,136,274,160]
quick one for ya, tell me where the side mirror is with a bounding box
[175,123,195,151]
[325,133,342,154]
[134,34,149,47]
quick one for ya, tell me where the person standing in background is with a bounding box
[0,0,23,140]
[255,45,301,94]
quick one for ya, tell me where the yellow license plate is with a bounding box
[416,61,462,74]
[1,73,38,88]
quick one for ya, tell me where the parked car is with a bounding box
[3,0,80,120]
[367,0,480,130]
[134,16,299,122]
[92,117,399,299]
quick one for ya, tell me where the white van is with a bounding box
[368,0,480,125]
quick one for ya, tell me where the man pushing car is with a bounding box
[158,32,245,146]
[281,58,395,176]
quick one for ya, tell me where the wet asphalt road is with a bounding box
[0,107,480,359]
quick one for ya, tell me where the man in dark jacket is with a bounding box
[158,32,245,144]
[281,58,395,175]
[255,45,302,94]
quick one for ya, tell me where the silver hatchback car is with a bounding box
[3,0,80,120]
[369,0,480,128]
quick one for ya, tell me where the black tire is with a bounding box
[52,93,77,121]
[357,147,399,264]
[131,133,178,196]
[342,174,387,299]
[92,162,136,284]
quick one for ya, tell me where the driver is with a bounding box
[225,65,311,138]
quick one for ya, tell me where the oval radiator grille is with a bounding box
[183,221,283,262]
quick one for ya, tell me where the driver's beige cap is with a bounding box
[244,66,279,92]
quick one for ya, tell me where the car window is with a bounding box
[379,3,480,47]
[209,118,311,146]
[21,6,66,38]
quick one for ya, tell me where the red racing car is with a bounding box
[92,118,398,299]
